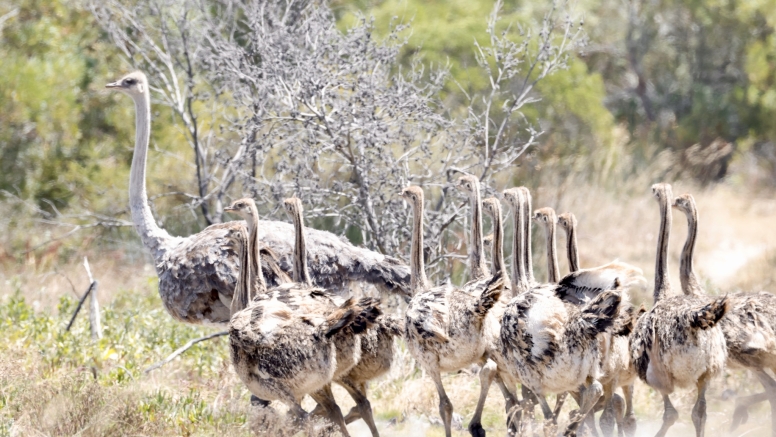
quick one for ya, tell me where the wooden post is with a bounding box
[84,257,102,340]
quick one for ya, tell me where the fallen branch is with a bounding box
[143,331,228,374]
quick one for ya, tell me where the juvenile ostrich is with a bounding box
[402,186,506,437]
[225,200,362,434]
[105,71,410,326]
[630,183,728,437]
[497,189,622,437]
[468,197,522,437]
[672,194,776,437]
[556,211,643,437]
[227,198,381,436]
[283,196,402,437]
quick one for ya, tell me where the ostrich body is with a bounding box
[225,199,365,432]
[402,186,505,437]
[227,197,382,436]
[105,72,410,326]
[282,196,401,437]
[672,194,776,437]
[630,183,728,437]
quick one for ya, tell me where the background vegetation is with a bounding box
[4,0,776,435]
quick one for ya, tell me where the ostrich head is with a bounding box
[106,71,148,96]
[557,212,577,232]
[502,188,523,210]
[456,174,480,196]
[482,197,501,220]
[672,193,696,215]
[283,197,304,217]
[651,183,673,204]
[401,186,424,206]
[532,207,557,226]
[224,198,256,220]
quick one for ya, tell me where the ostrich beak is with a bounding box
[105,81,122,89]
[223,206,236,212]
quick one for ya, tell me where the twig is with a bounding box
[64,281,97,332]
[84,257,102,340]
[143,331,228,374]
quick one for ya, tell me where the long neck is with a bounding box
[565,224,580,273]
[291,206,312,287]
[410,201,429,293]
[511,201,527,294]
[490,209,509,283]
[469,190,489,279]
[522,193,535,284]
[129,91,172,262]
[245,208,266,294]
[680,208,701,296]
[231,225,254,316]
[654,196,672,303]
[544,220,560,283]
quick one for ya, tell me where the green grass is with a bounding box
[0,286,253,437]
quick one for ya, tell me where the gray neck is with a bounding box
[291,206,312,287]
[511,198,527,294]
[564,224,579,273]
[410,201,429,293]
[232,221,255,316]
[469,190,489,280]
[543,220,560,283]
[680,207,701,296]
[522,191,535,284]
[490,208,507,279]
[245,207,267,294]
[129,92,172,263]
[654,195,672,303]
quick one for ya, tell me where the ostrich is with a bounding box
[556,211,643,437]
[498,188,624,437]
[402,186,506,437]
[225,199,371,434]
[468,196,524,437]
[226,197,382,435]
[105,71,410,326]
[282,196,401,437]
[672,194,776,437]
[630,183,728,437]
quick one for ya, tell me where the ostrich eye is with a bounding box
[124,78,136,85]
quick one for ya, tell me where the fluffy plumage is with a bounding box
[555,262,646,306]
[629,183,728,437]
[402,185,506,437]
[673,193,776,435]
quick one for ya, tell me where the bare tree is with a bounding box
[89,0,584,283]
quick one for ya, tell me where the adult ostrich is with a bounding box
[106,71,410,325]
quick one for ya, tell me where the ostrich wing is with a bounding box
[554,261,646,305]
